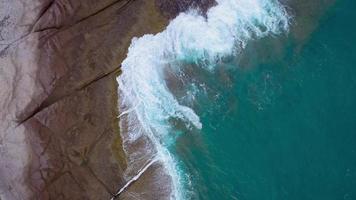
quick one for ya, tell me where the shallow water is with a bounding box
[118,0,356,199]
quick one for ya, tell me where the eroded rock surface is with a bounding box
[0,0,216,199]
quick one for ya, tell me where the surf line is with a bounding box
[111,157,159,199]
[116,0,290,199]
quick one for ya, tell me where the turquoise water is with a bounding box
[118,0,356,199]
[174,0,356,199]
[118,1,290,199]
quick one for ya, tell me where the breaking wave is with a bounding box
[117,0,289,199]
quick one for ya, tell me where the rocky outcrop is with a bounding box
[0,0,216,199]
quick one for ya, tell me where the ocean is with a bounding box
[117,0,356,199]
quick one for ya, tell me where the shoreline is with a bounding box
[115,1,290,199]
[1,0,176,199]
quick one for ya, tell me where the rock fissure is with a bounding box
[1,0,134,53]
[30,0,56,33]
[18,67,121,125]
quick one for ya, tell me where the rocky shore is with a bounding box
[0,0,335,199]
[0,0,215,199]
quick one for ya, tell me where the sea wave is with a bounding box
[117,0,289,199]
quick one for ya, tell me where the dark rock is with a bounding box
[156,0,217,18]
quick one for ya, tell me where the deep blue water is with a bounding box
[174,1,356,199]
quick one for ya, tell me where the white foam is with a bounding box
[117,0,289,199]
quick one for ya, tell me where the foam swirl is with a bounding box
[117,0,289,199]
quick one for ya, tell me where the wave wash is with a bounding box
[117,0,290,199]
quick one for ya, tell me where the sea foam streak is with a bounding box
[117,0,289,199]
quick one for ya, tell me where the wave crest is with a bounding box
[117,0,289,199]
